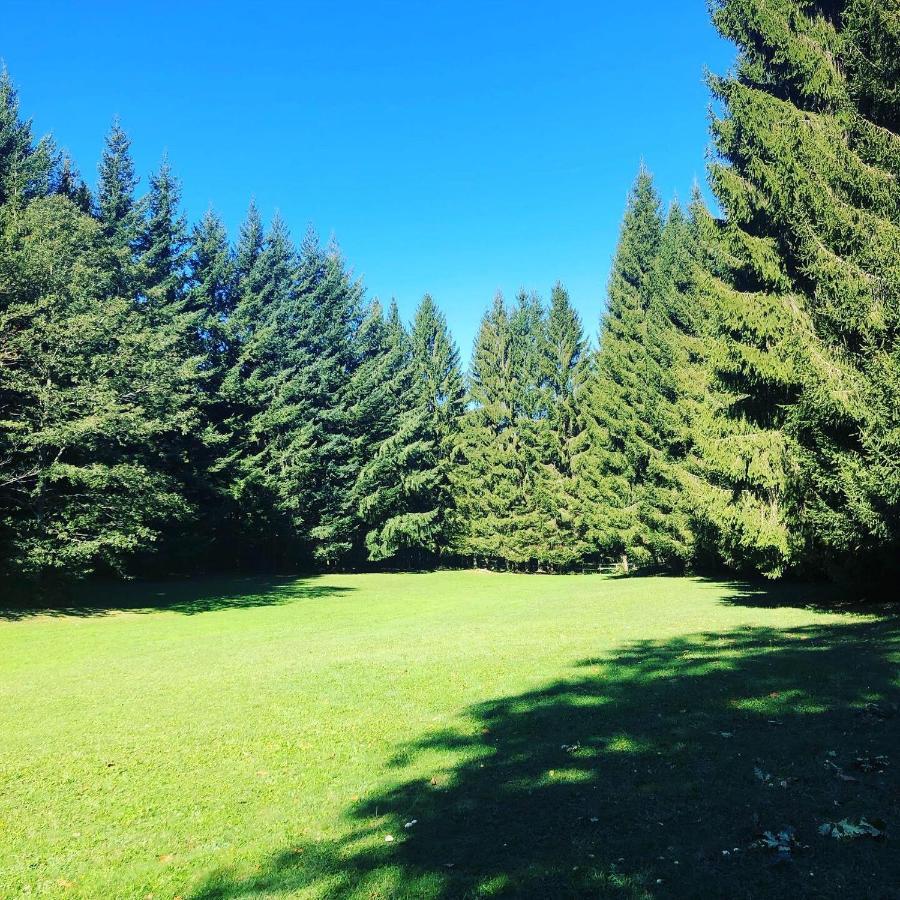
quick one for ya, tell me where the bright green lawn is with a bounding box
[1,572,898,899]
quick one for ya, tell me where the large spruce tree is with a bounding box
[405,294,466,558]
[353,294,466,564]
[573,167,663,569]
[703,0,900,579]
[0,69,55,207]
[223,213,306,565]
[635,200,704,569]
[180,208,238,562]
[350,300,415,561]
[129,156,209,569]
[454,294,539,567]
[294,233,364,566]
[186,208,236,379]
[537,282,589,568]
[0,195,193,579]
[97,118,139,249]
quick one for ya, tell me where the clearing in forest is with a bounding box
[1,571,897,898]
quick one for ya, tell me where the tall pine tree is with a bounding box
[295,233,364,566]
[536,283,589,568]
[355,294,465,563]
[454,294,534,567]
[0,68,55,207]
[573,167,663,569]
[96,117,139,249]
[224,213,306,566]
[702,0,900,579]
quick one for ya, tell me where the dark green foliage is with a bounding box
[1,19,897,586]
[178,208,238,563]
[136,156,190,311]
[293,234,365,566]
[405,294,467,558]
[633,202,701,569]
[54,154,92,214]
[186,208,236,376]
[126,155,209,571]
[354,295,465,563]
[0,68,55,207]
[222,213,307,563]
[636,203,691,564]
[222,221,364,568]
[453,295,522,564]
[452,285,590,570]
[96,118,139,248]
[454,293,554,568]
[0,196,192,577]
[350,300,414,560]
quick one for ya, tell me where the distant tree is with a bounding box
[186,208,235,377]
[224,222,364,568]
[179,208,237,564]
[229,200,266,344]
[222,213,306,565]
[136,155,190,312]
[129,155,211,569]
[632,200,701,569]
[507,290,551,565]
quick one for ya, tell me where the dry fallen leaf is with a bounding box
[818,818,886,841]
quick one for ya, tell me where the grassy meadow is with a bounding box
[1,572,898,898]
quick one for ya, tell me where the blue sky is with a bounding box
[3,1,733,358]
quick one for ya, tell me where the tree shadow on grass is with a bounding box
[190,608,900,899]
[704,578,859,613]
[0,575,354,620]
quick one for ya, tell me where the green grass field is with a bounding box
[2,572,898,899]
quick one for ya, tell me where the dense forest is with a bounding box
[1,0,898,587]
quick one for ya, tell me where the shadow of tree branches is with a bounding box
[190,610,900,899]
[0,575,353,620]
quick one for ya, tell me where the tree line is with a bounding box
[1,0,897,587]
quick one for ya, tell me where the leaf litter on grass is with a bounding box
[750,826,806,865]
[754,762,797,789]
[853,753,889,774]
[818,818,887,841]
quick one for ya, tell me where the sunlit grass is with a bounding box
[1,572,897,898]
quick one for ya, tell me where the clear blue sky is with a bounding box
[4,1,733,359]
